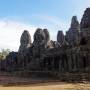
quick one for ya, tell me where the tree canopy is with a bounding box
[0,49,10,60]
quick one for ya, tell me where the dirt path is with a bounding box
[0,74,89,90]
[0,83,90,90]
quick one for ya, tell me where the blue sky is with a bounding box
[0,0,90,51]
[0,0,79,18]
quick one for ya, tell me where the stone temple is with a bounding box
[0,8,90,78]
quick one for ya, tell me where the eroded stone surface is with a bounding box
[18,30,31,53]
[0,8,90,74]
[57,30,65,46]
[80,8,90,29]
[80,8,90,45]
[65,16,80,46]
[33,28,46,48]
[43,29,50,43]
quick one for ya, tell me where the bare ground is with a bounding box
[0,73,89,90]
[0,83,90,90]
[0,76,89,90]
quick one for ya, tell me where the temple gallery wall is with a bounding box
[0,8,90,74]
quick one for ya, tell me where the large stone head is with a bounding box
[43,29,50,43]
[71,16,79,29]
[18,30,31,53]
[57,30,65,45]
[20,30,31,45]
[33,28,45,47]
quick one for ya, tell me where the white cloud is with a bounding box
[0,16,68,51]
[0,1,89,51]
[0,16,67,51]
[0,19,36,51]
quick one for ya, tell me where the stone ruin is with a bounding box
[65,16,80,47]
[0,8,90,77]
[80,8,90,45]
[57,30,65,45]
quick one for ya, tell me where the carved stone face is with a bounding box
[34,33,44,43]
[57,31,65,45]
[18,30,31,54]
[71,16,79,29]
[43,29,50,43]
[33,28,45,47]
[20,30,31,45]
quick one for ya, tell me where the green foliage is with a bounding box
[0,49,10,60]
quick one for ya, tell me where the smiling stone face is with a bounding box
[18,30,31,54]
[33,28,46,47]
[20,30,31,45]
[57,30,65,45]
[43,29,50,43]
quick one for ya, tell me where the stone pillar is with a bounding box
[75,54,79,71]
[67,54,72,72]
[72,54,77,71]
[59,56,62,72]
[51,57,55,71]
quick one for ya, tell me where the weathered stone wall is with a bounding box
[0,8,90,74]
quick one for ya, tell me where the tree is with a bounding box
[0,49,10,60]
